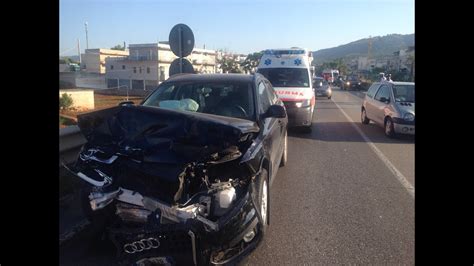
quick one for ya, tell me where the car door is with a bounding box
[257,79,281,180]
[264,79,286,167]
[364,83,381,120]
[372,84,391,125]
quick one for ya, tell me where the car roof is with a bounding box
[380,80,414,85]
[166,73,256,83]
[390,81,415,85]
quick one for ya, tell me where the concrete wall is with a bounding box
[59,89,95,110]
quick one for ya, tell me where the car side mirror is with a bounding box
[380,97,390,103]
[118,101,135,106]
[263,104,286,119]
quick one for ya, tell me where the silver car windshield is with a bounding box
[393,85,415,103]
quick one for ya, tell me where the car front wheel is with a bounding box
[384,118,396,138]
[361,108,370,124]
[257,168,269,235]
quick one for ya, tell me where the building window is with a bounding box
[147,67,150,74]
[110,65,114,70]
[139,67,142,74]
[133,67,137,73]
[122,65,125,70]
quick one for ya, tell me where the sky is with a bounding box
[60,0,414,56]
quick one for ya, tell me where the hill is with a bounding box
[312,33,414,63]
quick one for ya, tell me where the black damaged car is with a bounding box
[66,73,288,265]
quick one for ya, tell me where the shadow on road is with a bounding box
[288,122,415,144]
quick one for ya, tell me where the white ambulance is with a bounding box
[257,48,315,131]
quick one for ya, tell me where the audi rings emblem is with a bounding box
[124,238,160,254]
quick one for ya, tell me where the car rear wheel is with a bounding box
[361,108,370,124]
[384,118,396,138]
[280,130,287,167]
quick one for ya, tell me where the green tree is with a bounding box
[241,51,263,73]
[59,93,74,110]
[218,56,242,73]
[111,44,125,51]
[334,58,348,76]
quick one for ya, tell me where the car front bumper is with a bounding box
[284,103,313,127]
[108,192,261,266]
[393,118,415,135]
[393,123,415,135]
[316,90,331,97]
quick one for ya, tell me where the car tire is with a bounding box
[280,130,287,167]
[302,125,312,133]
[384,117,396,138]
[361,108,370,124]
[256,168,269,235]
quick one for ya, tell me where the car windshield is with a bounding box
[393,85,415,103]
[313,78,324,87]
[257,68,309,87]
[142,81,255,120]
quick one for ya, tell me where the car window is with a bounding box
[257,81,271,114]
[264,80,279,105]
[374,85,391,102]
[142,81,255,120]
[366,83,380,98]
[393,84,415,102]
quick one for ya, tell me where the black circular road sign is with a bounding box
[169,58,195,77]
[169,24,195,58]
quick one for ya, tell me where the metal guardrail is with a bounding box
[59,125,86,166]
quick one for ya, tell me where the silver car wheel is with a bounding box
[261,179,268,225]
[385,119,392,135]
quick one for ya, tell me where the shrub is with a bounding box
[59,93,74,110]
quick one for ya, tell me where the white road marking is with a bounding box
[332,97,414,198]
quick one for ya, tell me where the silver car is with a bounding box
[361,81,415,137]
[313,77,332,99]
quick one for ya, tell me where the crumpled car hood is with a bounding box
[77,105,260,164]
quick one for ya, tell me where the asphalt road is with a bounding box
[244,88,414,265]
[60,89,414,265]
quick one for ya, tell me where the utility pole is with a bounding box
[77,38,81,65]
[367,35,372,60]
[157,39,160,83]
[84,22,89,49]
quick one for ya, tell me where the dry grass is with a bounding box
[59,92,145,126]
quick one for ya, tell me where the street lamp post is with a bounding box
[84,22,89,49]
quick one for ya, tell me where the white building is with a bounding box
[81,49,129,74]
[105,43,217,90]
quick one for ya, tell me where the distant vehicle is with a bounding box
[313,77,332,99]
[322,69,339,84]
[69,63,80,72]
[361,81,415,137]
[257,48,315,132]
[342,75,362,90]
